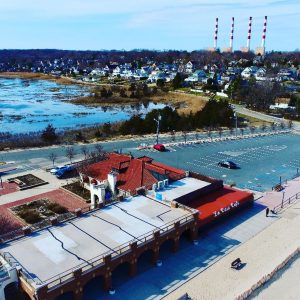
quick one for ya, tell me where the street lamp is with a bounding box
[154,114,162,145]
[233,112,238,137]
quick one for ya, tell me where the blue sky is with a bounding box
[0,0,299,51]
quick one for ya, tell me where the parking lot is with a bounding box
[133,133,300,192]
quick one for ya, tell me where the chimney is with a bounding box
[230,17,234,51]
[247,17,252,51]
[214,17,219,50]
[261,16,267,49]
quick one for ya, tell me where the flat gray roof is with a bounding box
[1,196,191,287]
[147,177,210,202]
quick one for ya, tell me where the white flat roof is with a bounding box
[1,196,191,287]
[147,177,211,202]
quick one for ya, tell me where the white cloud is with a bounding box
[1,0,290,19]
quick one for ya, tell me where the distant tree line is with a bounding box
[1,49,300,70]
[92,83,160,100]
[119,99,234,135]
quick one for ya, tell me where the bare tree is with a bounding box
[65,146,75,163]
[94,144,103,155]
[48,152,57,167]
[170,130,176,142]
[81,145,89,159]
[260,123,266,132]
[250,126,256,134]
[218,128,223,138]
[0,215,17,235]
[271,122,276,131]
[182,131,188,144]
[207,128,212,141]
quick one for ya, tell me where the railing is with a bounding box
[0,251,41,287]
[0,198,196,291]
[40,211,195,290]
[273,192,300,213]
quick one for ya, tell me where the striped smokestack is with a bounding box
[230,17,234,51]
[261,16,267,48]
[214,17,219,49]
[246,16,252,50]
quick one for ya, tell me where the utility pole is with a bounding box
[154,115,162,145]
[234,112,238,137]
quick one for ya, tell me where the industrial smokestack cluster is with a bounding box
[209,16,268,55]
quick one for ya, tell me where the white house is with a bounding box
[148,71,167,83]
[241,66,258,78]
[255,68,267,80]
[185,61,195,74]
[185,70,207,82]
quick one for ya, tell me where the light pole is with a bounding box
[234,112,238,137]
[154,114,162,145]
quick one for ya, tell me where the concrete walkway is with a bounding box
[0,169,69,205]
[163,190,300,300]
[257,176,300,211]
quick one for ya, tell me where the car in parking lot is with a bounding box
[153,144,166,152]
[50,165,75,178]
[50,166,64,174]
[55,165,75,178]
[218,161,239,169]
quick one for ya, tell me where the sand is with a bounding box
[163,193,300,300]
[250,253,300,300]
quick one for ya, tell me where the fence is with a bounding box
[273,192,300,213]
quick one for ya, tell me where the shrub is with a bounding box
[46,203,68,214]
[19,209,41,224]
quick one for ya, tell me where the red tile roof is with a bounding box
[187,186,254,226]
[84,153,185,194]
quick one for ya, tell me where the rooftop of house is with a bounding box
[83,153,186,194]
[1,195,192,288]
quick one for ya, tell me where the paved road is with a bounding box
[232,104,300,129]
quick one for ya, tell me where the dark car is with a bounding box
[153,144,166,152]
[218,161,239,169]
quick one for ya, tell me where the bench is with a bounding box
[231,258,242,269]
[274,184,284,192]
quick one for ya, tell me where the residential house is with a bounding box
[185,70,207,83]
[241,66,258,78]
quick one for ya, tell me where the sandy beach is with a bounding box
[163,189,300,300]
[250,253,300,300]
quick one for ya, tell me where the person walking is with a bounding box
[266,207,269,217]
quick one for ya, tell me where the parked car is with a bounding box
[55,165,75,178]
[50,166,64,174]
[153,144,166,152]
[218,161,239,169]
